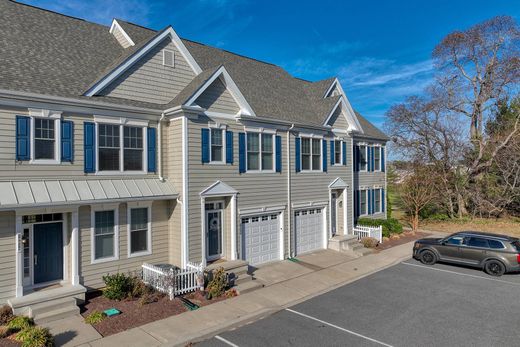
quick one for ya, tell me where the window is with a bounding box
[359,145,367,171]
[374,189,382,213]
[334,140,342,165]
[466,237,489,248]
[210,129,223,162]
[374,147,381,171]
[488,239,505,249]
[445,236,464,245]
[93,210,117,261]
[301,138,321,171]
[246,133,274,171]
[34,118,56,160]
[98,124,146,172]
[360,190,368,215]
[129,207,151,256]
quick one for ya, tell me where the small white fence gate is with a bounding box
[142,262,204,300]
[353,225,383,243]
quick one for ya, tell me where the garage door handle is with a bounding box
[34,254,38,266]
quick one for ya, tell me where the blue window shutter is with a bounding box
[381,189,385,213]
[367,147,371,171]
[342,141,347,166]
[354,145,360,172]
[371,147,375,172]
[381,147,385,172]
[61,120,73,162]
[368,189,372,214]
[238,132,246,173]
[275,135,282,173]
[322,139,327,172]
[147,127,157,172]
[355,190,360,218]
[226,131,233,164]
[16,116,30,161]
[295,137,301,173]
[83,122,95,173]
[201,128,210,163]
[330,140,335,165]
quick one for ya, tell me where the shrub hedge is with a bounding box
[357,217,403,238]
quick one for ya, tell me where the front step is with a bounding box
[235,280,264,295]
[34,304,80,325]
[328,235,373,257]
[206,260,263,293]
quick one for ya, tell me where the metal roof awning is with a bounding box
[0,178,178,211]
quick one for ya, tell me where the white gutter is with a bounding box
[158,112,166,181]
[287,124,295,258]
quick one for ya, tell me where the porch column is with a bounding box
[15,216,23,298]
[343,188,348,235]
[201,197,206,267]
[71,210,80,286]
[230,194,237,260]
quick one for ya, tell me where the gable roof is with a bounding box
[354,112,389,140]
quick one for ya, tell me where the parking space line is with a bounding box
[402,262,520,286]
[285,308,393,347]
[215,335,239,347]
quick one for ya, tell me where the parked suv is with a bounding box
[413,231,520,276]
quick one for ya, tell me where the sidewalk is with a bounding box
[66,238,423,347]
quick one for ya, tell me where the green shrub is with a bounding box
[102,273,133,301]
[0,305,13,325]
[206,267,227,300]
[0,325,11,338]
[7,316,33,332]
[427,213,451,221]
[360,237,379,248]
[15,326,53,347]
[85,311,106,325]
[357,217,403,238]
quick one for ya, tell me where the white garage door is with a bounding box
[241,214,280,266]
[295,208,324,255]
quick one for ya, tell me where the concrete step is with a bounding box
[34,306,80,325]
[235,274,254,286]
[30,297,77,317]
[236,280,263,295]
[354,247,373,257]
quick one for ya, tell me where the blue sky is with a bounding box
[20,0,520,128]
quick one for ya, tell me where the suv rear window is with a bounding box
[466,237,489,248]
[488,240,505,249]
[511,241,520,252]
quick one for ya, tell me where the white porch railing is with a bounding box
[354,225,383,243]
[142,262,204,300]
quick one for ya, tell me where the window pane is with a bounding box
[374,147,381,170]
[123,126,143,170]
[211,129,222,146]
[94,210,115,259]
[99,124,120,148]
[95,234,114,259]
[359,146,367,170]
[262,153,273,170]
[247,133,259,152]
[467,237,488,248]
[302,154,311,170]
[247,152,259,170]
[99,148,120,171]
[34,139,55,159]
[124,149,143,171]
[312,139,321,155]
[301,138,310,155]
[34,119,55,160]
[211,146,222,162]
[360,191,367,214]
[262,134,273,153]
[488,240,504,249]
[312,154,321,170]
[247,133,259,170]
[374,189,381,213]
[131,208,148,231]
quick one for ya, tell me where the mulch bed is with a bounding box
[0,337,20,347]
[375,231,431,251]
[81,290,231,337]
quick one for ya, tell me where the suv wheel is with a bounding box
[420,250,437,265]
[484,260,506,277]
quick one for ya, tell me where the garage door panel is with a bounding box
[295,208,324,255]
[242,213,280,266]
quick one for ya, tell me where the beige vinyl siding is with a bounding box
[112,26,133,48]
[79,200,172,289]
[328,107,349,130]
[100,39,196,104]
[186,116,288,263]
[193,78,240,115]
[0,106,157,179]
[0,212,15,304]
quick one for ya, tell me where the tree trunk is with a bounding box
[457,193,468,218]
[412,208,420,231]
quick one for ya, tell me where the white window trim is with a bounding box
[373,188,382,214]
[300,136,323,172]
[94,122,148,175]
[359,189,368,216]
[359,145,368,172]
[245,132,276,173]
[27,110,62,165]
[333,139,343,166]
[162,49,175,67]
[91,204,119,264]
[127,201,153,258]
[208,127,226,164]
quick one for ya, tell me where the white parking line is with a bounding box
[285,308,393,347]
[402,262,520,286]
[215,335,239,347]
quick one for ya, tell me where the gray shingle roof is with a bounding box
[0,0,387,139]
[354,112,389,140]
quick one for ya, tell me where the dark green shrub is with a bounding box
[206,267,227,300]
[0,305,13,325]
[7,316,33,332]
[427,213,450,221]
[15,326,53,347]
[85,311,106,325]
[357,217,403,238]
[102,273,133,301]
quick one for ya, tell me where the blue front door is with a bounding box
[33,222,63,284]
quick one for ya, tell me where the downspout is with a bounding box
[287,124,295,258]
[158,112,165,181]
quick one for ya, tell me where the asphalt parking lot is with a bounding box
[198,259,520,347]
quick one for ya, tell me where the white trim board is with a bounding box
[323,96,363,134]
[109,19,136,47]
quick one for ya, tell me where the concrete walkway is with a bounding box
[67,238,423,347]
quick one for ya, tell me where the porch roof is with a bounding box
[0,178,178,211]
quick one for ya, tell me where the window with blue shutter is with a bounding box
[353,145,358,171]
[84,122,95,173]
[355,190,360,218]
[295,137,301,173]
[342,141,347,166]
[201,128,210,163]
[367,189,372,214]
[226,131,233,164]
[61,120,73,162]
[370,147,375,172]
[372,189,376,214]
[238,132,246,173]
[147,127,157,172]
[16,116,30,161]
[275,135,282,173]
[322,139,327,172]
[330,140,335,165]
[381,147,385,172]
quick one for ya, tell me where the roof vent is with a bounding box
[163,49,174,67]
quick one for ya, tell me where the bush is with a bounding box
[15,326,53,347]
[102,273,133,301]
[129,277,152,299]
[427,213,451,221]
[0,305,13,325]
[0,326,11,338]
[225,288,238,298]
[357,217,403,238]
[7,316,33,332]
[360,237,379,248]
[85,311,106,325]
[206,267,227,300]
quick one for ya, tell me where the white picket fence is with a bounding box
[354,225,383,243]
[142,262,204,300]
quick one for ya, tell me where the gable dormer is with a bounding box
[109,19,135,48]
[323,78,345,98]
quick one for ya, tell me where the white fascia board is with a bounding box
[85,26,202,97]
[185,66,256,117]
[109,19,135,47]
